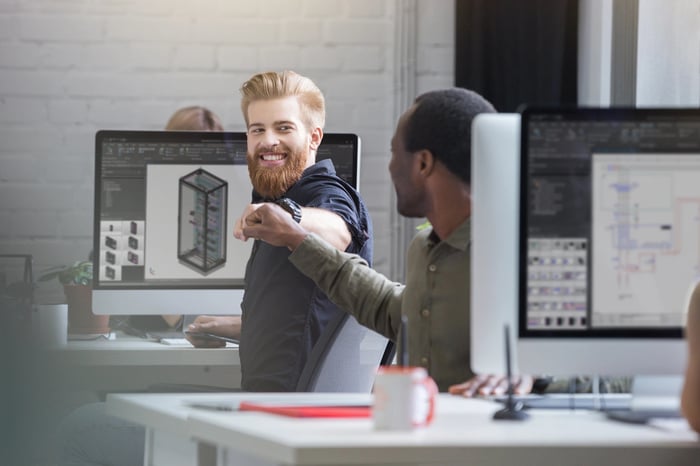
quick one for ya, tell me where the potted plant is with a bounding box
[38,261,110,335]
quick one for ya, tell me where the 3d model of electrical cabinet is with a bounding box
[178,168,228,274]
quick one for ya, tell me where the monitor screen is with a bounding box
[92,130,360,315]
[316,133,361,191]
[517,107,697,376]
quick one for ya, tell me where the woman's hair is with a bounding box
[165,106,224,131]
[239,70,325,131]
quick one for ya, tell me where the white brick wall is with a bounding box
[0,0,455,289]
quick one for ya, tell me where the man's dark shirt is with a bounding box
[239,159,373,391]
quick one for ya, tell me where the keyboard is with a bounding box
[158,338,238,347]
[489,393,633,411]
[159,338,193,346]
[148,330,186,340]
[606,408,682,424]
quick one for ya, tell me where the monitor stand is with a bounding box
[606,375,683,424]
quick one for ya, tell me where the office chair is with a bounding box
[295,312,394,393]
[149,313,394,394]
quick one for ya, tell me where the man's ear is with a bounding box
[309,127,323,151]
[416,149,435,176]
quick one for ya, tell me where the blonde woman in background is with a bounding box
[165,105,224,132]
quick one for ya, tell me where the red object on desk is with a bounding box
[238,401,371,418]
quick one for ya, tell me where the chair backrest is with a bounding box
[295,312,393,393]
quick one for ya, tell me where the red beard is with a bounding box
[247,145,307,199]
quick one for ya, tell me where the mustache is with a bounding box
[253,143,290,157]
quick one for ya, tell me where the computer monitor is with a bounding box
[470,113,521,374]
[92,130,360,316]
[316,133,361,191]
[517,107,696,379]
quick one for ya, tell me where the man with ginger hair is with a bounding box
[186,71,373,392]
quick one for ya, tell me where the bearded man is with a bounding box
[186,71,373,392]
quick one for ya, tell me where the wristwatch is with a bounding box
[274,197,302,223]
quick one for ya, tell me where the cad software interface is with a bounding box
[521,109,700,335]
[94,131,251,290]
[94,131,359,291]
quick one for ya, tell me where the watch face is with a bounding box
[276,198,302,223]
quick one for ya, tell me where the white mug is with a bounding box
[33,304,68,348]
[372,366,438,431]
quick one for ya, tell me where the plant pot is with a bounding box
[63,284,110,334]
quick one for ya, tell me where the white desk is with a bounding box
[47,335,241,393]
[106,392,700,466]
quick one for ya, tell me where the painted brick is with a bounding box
[0,156,37,182]
[324,20,390,45]
[299,46,343,71]
[105,17,190,42]
[283,20,324,44]
[48,99,89,124]
[218,47,259,71]
[346,0,386,18]
[215,2,259,17]
[40,43,83,69]
[41,156,92,184]
[342,46,384,71]
[258,0,302,18]
[0,212,8,236]
[353,99,392,128]
[145,73,245,98]
[417,46,454,75]
[0,127,63,153]
[417,0,454,45]
[57,211,93,237]
[11,211,61,238]
[173,45,216,71]
[191,19,279,44]
[0,15,18,40]
[0,70,65,96]
[322,74,389,99]
[20,15,102,42]
[0,185,74,210]
[129,44,173,70]
[82,45,135,70]
[302,0,344,17]
[0,97,47,123]
[0,43,43,68]
[416,74,455,95]
[259,47,302,71]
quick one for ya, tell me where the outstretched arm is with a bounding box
[237,203,350,252]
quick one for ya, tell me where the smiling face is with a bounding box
[245,96,322,199]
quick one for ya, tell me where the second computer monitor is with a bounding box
[517,107,697,377]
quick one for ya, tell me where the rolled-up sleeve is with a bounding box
[290,233,404,340]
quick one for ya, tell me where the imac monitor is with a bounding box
[517,107,698,378]
[93,130,360,315]
[470,113,521,374]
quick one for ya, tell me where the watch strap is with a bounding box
[275,197,302,223]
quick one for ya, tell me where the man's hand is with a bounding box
[185,315,241,348]
[241,203,308,250]
[233,203,263,241]
[448,374,534,397]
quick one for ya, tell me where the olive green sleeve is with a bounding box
[289,233,404,340]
